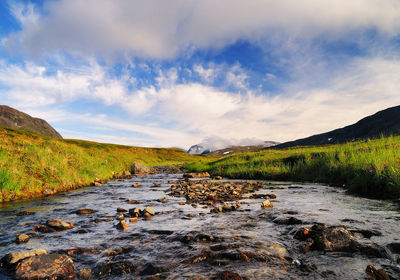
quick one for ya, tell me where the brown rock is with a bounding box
[46,219,74,231]
[366,265,390,280]
[116,220,128,231]
[131,162,157,176]
[183,172,210,178]
[4,249,48,265]
[129,217,139,223]
[132,183,141,188]
[15,254,75,280]
[76,209,96,215]
[117,207,128,212]
[16,234,31,244]
[16,211,35,216]
[143,207,155,216]
[261,199,274,208]
[215,271,243,280]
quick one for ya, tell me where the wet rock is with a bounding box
[143,207,155,216]
[213,176,223,180]
[15,254,75,280]
[129,208,141,217]
[214,271,243,280]
[46,219,74,231]
[157,197,169,203]
[129,217,139,223]
[261,199,274,208]
[152,183,162,188]
[116,220,128,231]
[78,267,91,279]
[131,162,157,176]
[116,214,125,220]
[184,172,210,178]
[16,234,30,244]
[117,207,128,212]
[127,199,139,204]
[294,224,358,252]
[132,182,141,188]
[3,249,48,265]
[93,260,135,277]
[359,243,389,258]
[273,216,302,225]
[16,211,35,216]
[76,209,96,215]
[72,229,89,234]
[32,225,57,233]
[366,265,390,280]
[284,210,299,215]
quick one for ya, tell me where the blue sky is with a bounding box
[1,0,400,149]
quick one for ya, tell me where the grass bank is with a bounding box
[187,136,400,199]
[0,127,199,202]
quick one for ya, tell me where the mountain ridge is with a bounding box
[274,105,400,149]
[0,105,62,139]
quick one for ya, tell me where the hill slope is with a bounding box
[0,127,198,202]
[275,105,400,149]
[0,105,62,139]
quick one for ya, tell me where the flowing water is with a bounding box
[0,171,399,279]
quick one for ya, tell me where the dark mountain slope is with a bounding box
[274,105,400,149]
[0,105,62,139]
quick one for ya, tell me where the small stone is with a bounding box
[129,217,139,223]
[46,219,74,230]
[261,199,274,208]
[179,202,185,206]
[76,209,96,215]
[366,265,390,280]
[117,207,128,212]
[116,214,125,220]
[132,183,141,188]
[16,234,30,244]
[215,270,242,280]
[78,267,92,279]
[16,211,35,216]
[143,206,155,217]
[116,220,128,231]
[129,208,141,217]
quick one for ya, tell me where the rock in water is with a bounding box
[131,162,157,176]
[15,254,75,280]
[3,249,48,265]
[76,209,96,215]
[116,220,128,231]
[46,219,74,231]
[261,199,274,208]
[183,172,210,178]
[215,270,243,280]
[16,234,31,244]
[366,265,390,280]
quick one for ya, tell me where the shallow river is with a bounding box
[0,172,399,279]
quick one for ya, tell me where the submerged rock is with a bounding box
[15,254,75,280]
[16,211,35,216]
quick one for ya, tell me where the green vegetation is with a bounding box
[187,136,400,199]
[0,126,200,202]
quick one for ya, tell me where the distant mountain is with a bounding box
[188,140,279,155]
[274,105,400,149]
[0,105,62,139]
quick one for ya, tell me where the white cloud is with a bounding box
[4,0,400,59]
[1,57,400,148]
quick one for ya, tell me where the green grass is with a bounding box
[187,136,400,199]
[0,127,202,202]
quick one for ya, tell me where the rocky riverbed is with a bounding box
[0,169,399,279]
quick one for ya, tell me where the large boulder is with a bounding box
[294,224,358,252]
[130,162,157,176]
[15,254,75,280]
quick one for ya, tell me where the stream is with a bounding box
[0,170,399,279]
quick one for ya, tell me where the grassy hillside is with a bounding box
[0,126,198,202]
[187,136,400,199]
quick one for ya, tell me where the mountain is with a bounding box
[0,105,62,139]
[188,140,279,155]
[274,105,400,149]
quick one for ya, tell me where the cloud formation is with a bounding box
[4,0,400,58]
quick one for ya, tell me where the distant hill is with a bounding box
[274,105,400,149]
[0,105,62,139]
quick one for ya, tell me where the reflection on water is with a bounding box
[0,173,399,279]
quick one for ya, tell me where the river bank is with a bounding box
[0,170,399,279]
[187,136,400,199]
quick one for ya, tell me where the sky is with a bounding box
[0,0,400,149]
